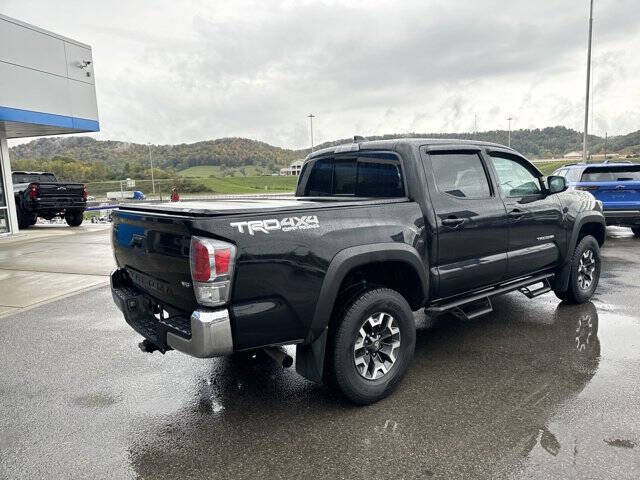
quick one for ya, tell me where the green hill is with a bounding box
[8,126,640,188]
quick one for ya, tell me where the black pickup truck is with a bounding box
[12,171,87,228]
[110,138,606,404]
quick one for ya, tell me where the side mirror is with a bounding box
[547,175,567,194]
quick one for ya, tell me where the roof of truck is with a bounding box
[307,137,515,160]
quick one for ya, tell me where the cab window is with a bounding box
[488,153,542,197]
[430,151,491,198]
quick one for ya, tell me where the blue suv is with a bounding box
[553,161,640,238]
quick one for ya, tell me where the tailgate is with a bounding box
[112,210,197,311]
[583,181,640,209]
[37,183,85,203]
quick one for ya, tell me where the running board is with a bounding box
[450,297,493,321]
[518,278,552,299]
[426,273,555,316]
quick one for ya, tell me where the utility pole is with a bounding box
[148,142,155,194]
[604,131,607,159]
[474,113,477,137]
[507,116,513,147]
[583,0,594,162]
[308,114,315,152]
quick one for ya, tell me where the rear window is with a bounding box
[12,173,57,183]
[580,165,640,182]
[300,154,405,197]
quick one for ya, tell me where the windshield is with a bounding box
[12,173,57,184]
[580,165,640,182]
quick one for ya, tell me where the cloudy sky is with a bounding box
[3,0,639,148]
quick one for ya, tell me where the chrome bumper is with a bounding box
[166,309,234,358]
[111,268,234,358]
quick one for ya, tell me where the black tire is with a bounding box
[632,227,640,238]
[16,206,31,229]
[28,214,38,226]
[65,211,84,227]
[554,235,601,304]
[324,288,416,405]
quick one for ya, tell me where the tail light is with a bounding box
[82,184,87,201]
[28,183,38,200]
[189,236,236,307]
[576,185,599,191]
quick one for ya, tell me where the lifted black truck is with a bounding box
[12,171,87,228]
[110,138,606,404]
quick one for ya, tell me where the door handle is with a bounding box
[441,217,466,228]
[509,208,525,219]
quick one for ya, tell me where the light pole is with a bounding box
[507,116,513,147]
[147,142,155,194]
[308,114,315,152]
[583,0,594,162]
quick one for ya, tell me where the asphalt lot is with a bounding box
[1,227,639,479]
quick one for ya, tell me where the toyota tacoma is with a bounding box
[110,138,606,404]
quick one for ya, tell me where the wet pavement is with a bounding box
[0,224,114,317]
[1,228,639,479]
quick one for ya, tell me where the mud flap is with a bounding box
[295,328,328,383]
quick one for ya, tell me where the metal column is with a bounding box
[0,132,19,234]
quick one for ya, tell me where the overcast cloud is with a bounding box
[3,0,639,148]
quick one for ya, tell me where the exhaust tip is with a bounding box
[263,346,293,368]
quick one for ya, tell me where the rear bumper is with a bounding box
[603,209,640,226]
[24,199,86,213]
[110,268,233,358]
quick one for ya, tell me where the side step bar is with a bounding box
[451,297,493,322]
[518,278,552,299]
[426,273,555,317]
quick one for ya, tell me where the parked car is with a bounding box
[110,138,605,404]
[553,161,640,237]
[12,171,87,228]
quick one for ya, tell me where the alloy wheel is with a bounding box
[353,312,401,380]
[577,249,596,290]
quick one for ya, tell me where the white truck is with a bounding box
[106,191,145,200]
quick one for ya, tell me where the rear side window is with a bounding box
[430,152,491,198]
[581,166,640,182]
[301,155,404,197]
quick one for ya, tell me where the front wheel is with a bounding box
[65,211,84,227]
[324,288,416,405]
[632,227,640,238]
[16,206,31,229]
[554,235,601,304]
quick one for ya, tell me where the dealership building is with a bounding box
[0,14,99,235]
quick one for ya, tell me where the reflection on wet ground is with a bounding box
[1,229,639,479]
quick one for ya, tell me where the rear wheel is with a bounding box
[554,235,601,304]
[632,227,640,238]
[65,210,84,227]
[324,288,415,405]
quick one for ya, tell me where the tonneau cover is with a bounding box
[118,196,408,217]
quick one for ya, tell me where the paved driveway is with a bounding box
[1,228,639,479]
[0,224,115,317]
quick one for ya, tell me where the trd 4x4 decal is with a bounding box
[230,216,320,235]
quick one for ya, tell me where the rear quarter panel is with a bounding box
[202,202,426,350]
